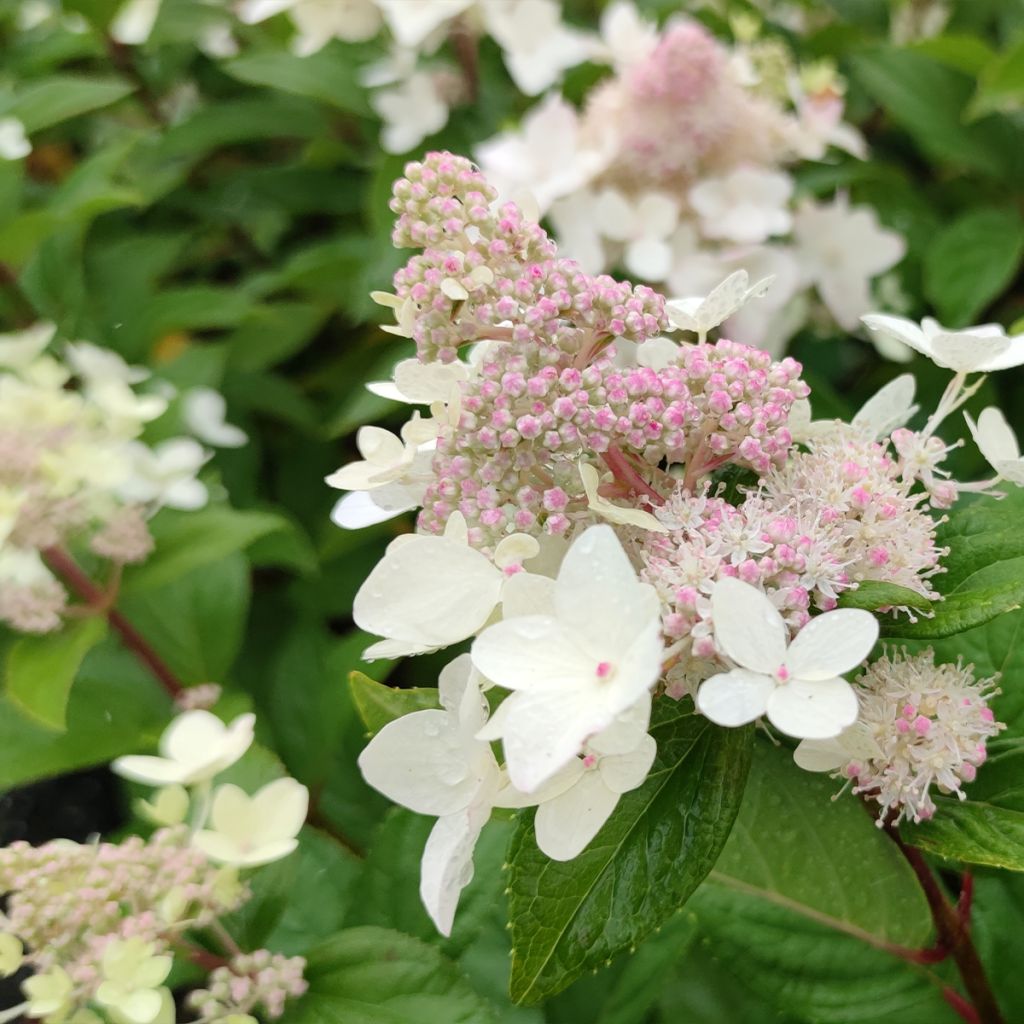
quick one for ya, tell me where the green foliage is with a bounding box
[506,703,753,1003]
[349,672,440,735]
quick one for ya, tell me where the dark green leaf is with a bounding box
[903,798,1024,870]
[838,581,933,613]
[5,75,133,131]
[507,703,753,1003]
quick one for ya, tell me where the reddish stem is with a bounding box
[601,446,665,506]
[42,547,184,700]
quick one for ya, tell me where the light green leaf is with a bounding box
[5,616,107,730]
[4,75,133,131]
[293,926,497,1024]
[903,798,1024,871]
[912,34,996,75]
[223,48,371,116]
[838,581,933,613]
[969,34,1024,118]
[349,672,439,735]
[124,506,291,592]
[923,208,1024,325]
[507,703,753,1003]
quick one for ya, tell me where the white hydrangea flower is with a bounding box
[23,967,74,1021]
[136,784,190,827]
[238,0,382,50]
[365,356,468,405]
[0,322,54,368]
[533,698,656,860]
[109,0,162,44]
[666,269,775,343]
[0,118,31,161]
[696,577,878,739]
[965,407,1024,486]
[595,189,680,281]
[476,93,611,213]
[354,513,538,658]
[689,167,794,245]
[64,341,149,385]
[472,525,663,792]
[790,374,918,444]
[376,0,471,48]
[358,655,526,934]
[861,314,1024,373]
[793,197,905,330]
[193,778,309,867]
[95,939,172,1024]
[182,387,248,448]
[370,70,450,154]
[113,711,256,787]
[118,438,209,511]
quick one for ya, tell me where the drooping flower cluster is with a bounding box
[796,648,1005,825]
[0,325,245,635]
[0,710,308,1024]
[333,152,1015,938]
[476,5,905,352]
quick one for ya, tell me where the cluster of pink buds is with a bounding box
[189,950,308,1020]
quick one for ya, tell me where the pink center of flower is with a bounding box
[583,753,598,770]
[595,661,613,679]
[776,664,790,683]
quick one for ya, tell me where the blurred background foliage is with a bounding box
[1,0,1023,1021]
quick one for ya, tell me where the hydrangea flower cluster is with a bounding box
[0,710,308,1024]
[476,4,906,353]
[796,649,1005,825]
[330,152,1020,935]
[0,324,245,635]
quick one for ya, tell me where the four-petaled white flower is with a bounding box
[595,188,680,281]
[689,167,794,245]
[118,438,209,511]
[793,197,905,330]
[696,577,878,739]
[861,314,1024,373]
[113,710,255,787]
[965,407,1024,486]
[193,778,309,867]
[358,655,522,935]
[472,525,663,791]
[354,513,538,658]
[533,698,655,860]
[666,270,774,343]
[95,938,172,1024]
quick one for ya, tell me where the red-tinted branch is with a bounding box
[42,546,184,700]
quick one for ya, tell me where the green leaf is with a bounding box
[903,798,1024,870]
[5,616,107,730]
[706,740,932,948]
[973,873,1024,1020]
[223,48,371,116]
[923,208,1024,325]
[969,34,1024,118]
[851,48,1009,177]
[4,75,133,131]
[124,506,290,592]
[349,672,440,735]
[293,926,497,1024]
[507,703,753,1004]
[837,581,933,612]
[912,34,996,75]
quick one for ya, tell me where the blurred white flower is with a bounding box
[136,784,190,827]
[194,778,309,867]
[23,967,74,1022]
[861,314,1024,373]
[113,710,255,787]
[376,0,471,49]
[595,188,680,281]
[793,197,905,330]
[593,0,658,71]
[476,93,611,213]
[0,322,55,368]
[965,407,1024,486]
[689,167,794,245]
[0,117,31,161]
[119,438,209,510]
[696,577,878,739]
[95,938,172,1024]
[109,0,162,44]
[473,525,663,792]
[238,0,382,50]
[182,387,248,448]
[548,189,605,274]
[371,70,449,154]
[198,22,240,58]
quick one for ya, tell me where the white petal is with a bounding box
[353,536,502,649]
[710,577,787,674]
[109,0,161,44]
[930,331,1010,372]
[420,803,489,937]
[860,314,929,357]
[471,617,592,693]
[784,609,878,682]
[766,678,858,739]
[696,669,774,727]
[792,736,850,773]
[330,491,407,530]
[500,571,556,619]
[109,755,190,786]
[358,709,490,816]
[598,733,656,793]
[587,694,651,755]
[975,407,1020,463]
[535,771,619,861]
[182,388,247,448]
[625,236,673,282]
[595,188,636,241]
[248,777,309,845]
[853,374,917,438]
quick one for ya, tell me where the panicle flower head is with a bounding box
[798,648,1005,825]
[189,950,308,1021]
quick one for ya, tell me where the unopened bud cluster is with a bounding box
[189,950,308,1020]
